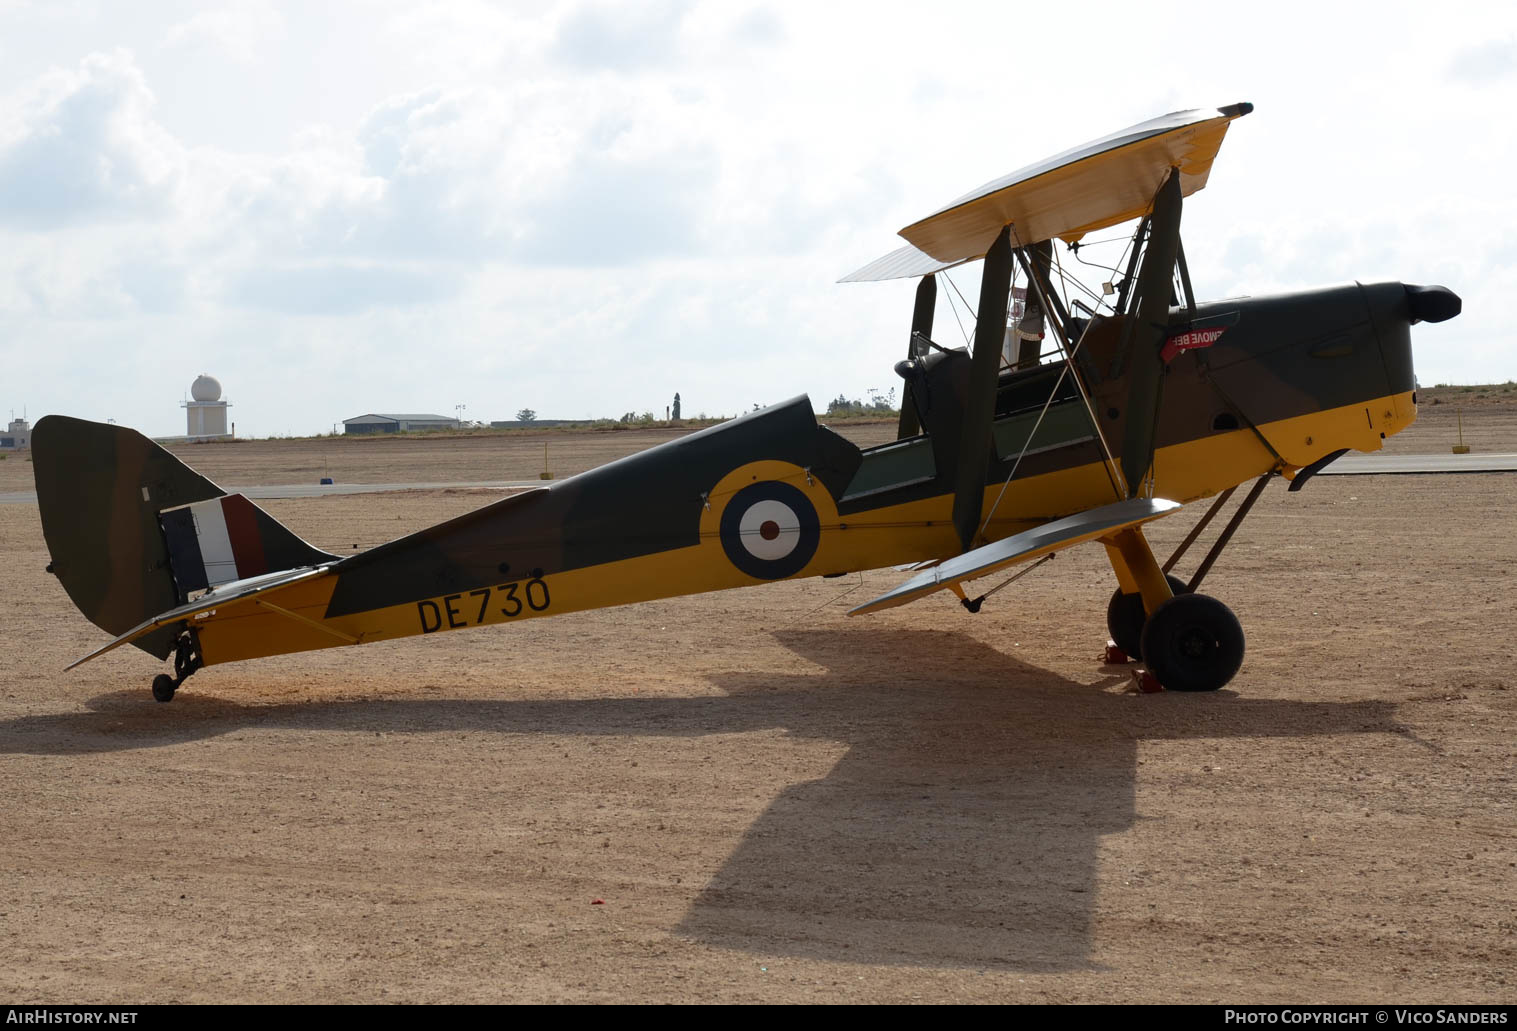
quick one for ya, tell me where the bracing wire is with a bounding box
[1068,248,1124,286]
[968,552,1058,607]
[945,255,1022,361]
[945,269,978,319]
[1051,245,1078,320]
[1067,228,1142,314]
[1071,231,1142,249]
[783,572,867,626]
[975,355,1079,539]
[1054,249,1109,310]
[940,271,973,348]
[976,225,1127,540]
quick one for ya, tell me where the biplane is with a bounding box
[33,102,1460,702]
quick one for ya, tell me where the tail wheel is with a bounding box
[1105,574,1188,659]
[1139,593,1245,692]
[149,629,201,702]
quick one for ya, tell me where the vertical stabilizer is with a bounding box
[32,416,333,659]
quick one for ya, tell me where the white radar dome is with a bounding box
[190,375,222,403]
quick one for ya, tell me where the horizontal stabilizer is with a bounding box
[64,565,335,671]
[896,104,1250,265]
[849,498,1181,616]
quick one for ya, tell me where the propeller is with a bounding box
[897,274,936,439]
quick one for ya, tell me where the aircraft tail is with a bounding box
[32,416,335,660]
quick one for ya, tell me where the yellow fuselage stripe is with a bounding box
[194,392,1412,666]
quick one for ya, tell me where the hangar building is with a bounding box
[343,413,461,435]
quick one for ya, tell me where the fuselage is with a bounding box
[188,280,1427,667]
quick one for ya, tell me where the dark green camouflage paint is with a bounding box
[32,280,1451,649]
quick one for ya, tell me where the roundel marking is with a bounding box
[719,481,821,580]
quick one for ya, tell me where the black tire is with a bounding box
[1139,593,1245,693]
[1105,574,1188,659]
[151,674,177,703]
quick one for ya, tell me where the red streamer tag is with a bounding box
[1161,326,1227,363]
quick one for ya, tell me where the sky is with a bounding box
[1,0,1513,438]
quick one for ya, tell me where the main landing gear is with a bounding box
[1137,592,1245,692]
[150,630,203,703]
[1106,573,1188,660]
[1103,475,1271,693]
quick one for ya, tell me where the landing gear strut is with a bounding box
[1103,475,1271,692]
[1106,573,1188,660]
[151,629,203,703]
[1104,476,1280,691]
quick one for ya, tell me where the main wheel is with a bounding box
[1138,593,1245,692]
[1105,574,1188,659]
[151,674,177,703]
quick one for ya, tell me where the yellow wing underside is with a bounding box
[902,115,1239,262]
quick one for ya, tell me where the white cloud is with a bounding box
[0,49,184,229]
[1447,37,1516,84]
[552,1,692,71]
[226,260,460,315]
[510,146,716,265]
[162,0,285,65]
[728,7,784,47]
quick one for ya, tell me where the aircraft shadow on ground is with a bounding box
[1,627,1406,972]
[677,628,1410,971]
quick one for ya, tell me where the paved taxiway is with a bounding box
[0,479,540,505]
[2,454,1514,506]
[1317,452,1517,475]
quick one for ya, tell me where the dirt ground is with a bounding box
[1,399,1514,1003]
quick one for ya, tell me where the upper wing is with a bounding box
[837,243,977,284]
[849,498,1181,616]
[842,103,1251,282]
